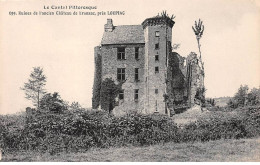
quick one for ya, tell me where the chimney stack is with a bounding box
[104,19,114,32]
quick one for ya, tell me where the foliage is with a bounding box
[100,78,122,113]
[192,19,205,80]
[205,98,215,107]
[92,54,102,109]
[157,10,175,20]
[21,67,47,108]
[180,105,260,142]
[234,85,249,106]
[195,87,206,105]
[39,92,67,113]
[228,85,260,109]
[192,19,204,40]
[0,109,179,154]
[69,101,82,110]
[1,105,259,154]
[1,86,259,155]
[247,87,260,106]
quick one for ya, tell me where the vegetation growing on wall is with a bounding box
[195,87,206,106]
[166,52,187,107]
[100,78,122,113]
[92,54,102,109]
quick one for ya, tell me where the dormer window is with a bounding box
[117,47,126,60]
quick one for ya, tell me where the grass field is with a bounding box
[2,137,259,162]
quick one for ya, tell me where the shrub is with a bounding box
[180,105,260,142]
[39,92,67,113]
[0,109,179,154]
[1,105,259,154]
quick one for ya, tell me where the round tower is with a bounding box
[142,15,175,114]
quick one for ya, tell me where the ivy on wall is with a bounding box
[166,52,186,107]
[100,78,122,113]
[92,54,102,109]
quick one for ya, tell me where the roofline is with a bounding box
[101,43,145,46]
[142,16,175,29]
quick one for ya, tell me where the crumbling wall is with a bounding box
[186,52,204,106]
[166,52,187,112]
[166,51,204,115]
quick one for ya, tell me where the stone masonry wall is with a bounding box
[186,52,204,106]
[143,24,172,114]
[101,44,145,115]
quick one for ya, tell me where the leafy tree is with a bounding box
[39,92,67,113]
[192,19,206,104]
[21,67,47,108]
[234,85,249,106]
[100,78,122,113]
[192,19,204,72]
[247,87,260,105]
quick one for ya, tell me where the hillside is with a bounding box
[214,96,232,107]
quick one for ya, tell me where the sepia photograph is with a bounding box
[0,0,259,162]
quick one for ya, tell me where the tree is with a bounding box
[21,67,47,108]
[192,19,205,77]
[234,85,249,106]
[228,85,252,108]
[248,87,260,105]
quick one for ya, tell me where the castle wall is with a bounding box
[166,52,187,110]
[92,46,102,109]
[143,24,172,114]
[92,17,205,116]
[186,52,204,106]
[101,44,145,115]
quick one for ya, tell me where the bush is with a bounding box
[0,109,178,154]
[1,105,259,154]
[39,92,67,113]
[180,105,260,142]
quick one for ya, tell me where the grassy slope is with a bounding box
[2,137,260,162]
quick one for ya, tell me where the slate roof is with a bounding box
[101,25,145,45]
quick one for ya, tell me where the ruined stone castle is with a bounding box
[93,14,204,116]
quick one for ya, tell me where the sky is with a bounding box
[0,0,260,114]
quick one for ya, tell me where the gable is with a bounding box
[101,25,145,45]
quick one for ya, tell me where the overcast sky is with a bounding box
[0,0,259,114]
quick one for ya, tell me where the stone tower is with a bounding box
[142,16,175,114]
